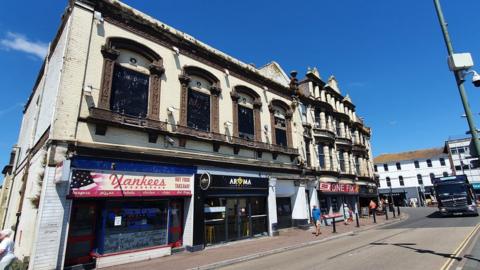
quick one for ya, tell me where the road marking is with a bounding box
[440,223,480,270]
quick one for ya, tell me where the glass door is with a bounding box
[169,200,184,247]
[227,198,239,241]
[238,198,250,239]
[204,198,227,245]
[64,202,97,267]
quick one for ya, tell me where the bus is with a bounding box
[432,175,478,216]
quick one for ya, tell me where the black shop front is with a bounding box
[191,173,269,250]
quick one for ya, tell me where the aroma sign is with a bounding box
[69,170,192,198]
[229,177,252,186]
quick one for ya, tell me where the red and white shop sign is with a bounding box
[318,182,358,194]
[69,169,192,197]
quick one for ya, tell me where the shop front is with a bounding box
[192,172,269,248]
[317,182,359,222]
[358,184,378,207]
[473,183,480,201]
[64,157,195,269]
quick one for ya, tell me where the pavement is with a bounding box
[105,211,405,270]
[220,207,480,270]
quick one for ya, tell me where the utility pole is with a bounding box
[433,0,480,158]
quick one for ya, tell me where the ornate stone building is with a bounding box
[0,0,375,269]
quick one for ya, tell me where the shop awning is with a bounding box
[339,179,354,184]
[319,176,337,183]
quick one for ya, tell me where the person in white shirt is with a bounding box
[0,229,15,270]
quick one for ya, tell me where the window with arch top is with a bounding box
[231,86,262,141]
[269,100,293,148]
[178,66,221,133]
[99,37,164,120]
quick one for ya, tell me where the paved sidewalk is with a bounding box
[106,214,405,270]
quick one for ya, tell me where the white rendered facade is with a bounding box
[374,148,452,202]
[445,138,480,183]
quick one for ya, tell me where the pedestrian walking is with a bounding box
[0,229,16,270]
[369,199,377,216]
[311,205,322,236]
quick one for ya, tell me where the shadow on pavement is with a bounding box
[370,242,462,261]
[464,254,480,262]
[427,212,479,219]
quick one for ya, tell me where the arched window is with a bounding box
[231,86,262,141]
[179,66,221,133]
[269,100,293,148]
[99,38,164,119]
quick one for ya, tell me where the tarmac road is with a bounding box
[220,207,480,270]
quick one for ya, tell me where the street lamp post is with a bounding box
[433,0,480,158]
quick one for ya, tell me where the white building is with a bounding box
[444,137,480,198]
[374,148,451,205]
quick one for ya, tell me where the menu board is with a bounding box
[104,229,167,253]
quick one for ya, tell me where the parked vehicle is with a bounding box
[433,175,478,216]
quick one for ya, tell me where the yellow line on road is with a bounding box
[440,223,480,270]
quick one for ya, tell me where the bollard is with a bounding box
[332,216,337,233]
[397,205,401,216]
[385,207,389,220]
[355,212,360,227]
[373,209,377,223]
[392,205,396,218]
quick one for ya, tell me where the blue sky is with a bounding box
[0,0,480,179]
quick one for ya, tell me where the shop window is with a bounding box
[318,144,326,169]
[187,88,210,131]
[331,197,339,212]
[440,158,446,166]
[417,174,423,185]
[238,105,254,140]
[276,197,293,229]
[383,164,388,172]
[414,160,420,168]
[396,162,401,170]
[386,177,391,187]
[103,200,169,254]
[399,176,404,186]
[204,198,227,245]
[427,159,432,167]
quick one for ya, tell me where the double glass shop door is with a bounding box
[204,197,267,245]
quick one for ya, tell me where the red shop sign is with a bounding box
[318,182,358,194]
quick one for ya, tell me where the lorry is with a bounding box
[432,175,478,216]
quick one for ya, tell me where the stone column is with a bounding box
[319,111,326,129]
[323,145,331,170]
[268,178,279,236]
[340,122,346,138]
[308,180,320,216]
[343,151,350,173]
[292,180,309,229]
